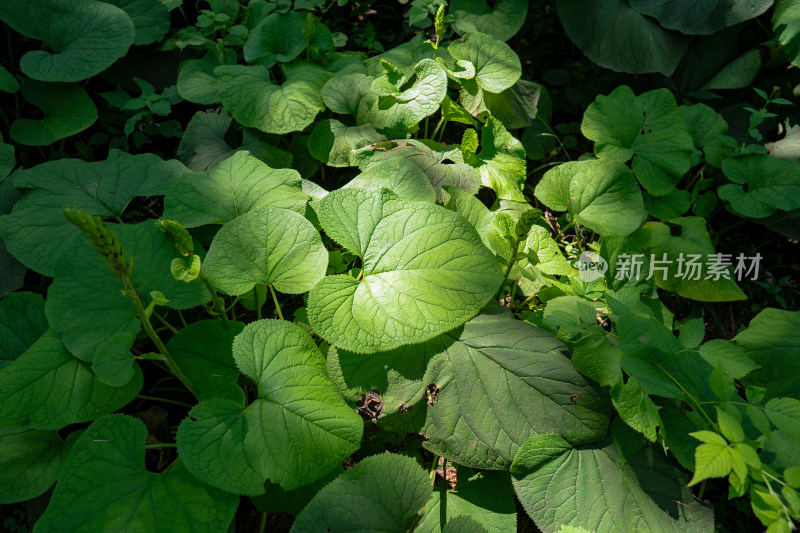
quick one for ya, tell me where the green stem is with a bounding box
[431,117,445,139]
[497,237,524,299]
[144,443,177,449]
[259,513,267,533]
[269,284,284,320]
[122,273,195,395]
[509,280,518,311]
[136,395,193,408]
[437,119,448,142]
[697,480,706,499]
[423,116,430,139]
[199,273,228,321]
[536,115,571,161]
[574,222,583,252]
[152,311,178,333]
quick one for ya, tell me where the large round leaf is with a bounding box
[343,158,437,204]
[719,155,800,218]
[556,0,690,76]
[244,11,308,68]
[35,415,238,533]
[581,86,694,195]
[422,308,611,469]
[163,150,308,228]
[773,0,800,68]
[202,206,327,296]
[218,64,332,135]
[0,330,142,430]
[358,59,448,130]
[450,0,528,41]
[321,73,373,117]
[447,32,521,94]
[0,430,66,504]
[630,0,773,35]
[307,188,503,353]
[511,436,714,533]
[307,119,387,167]
[46,222,210,361]
[0,150,187,276]
[177,320,363,494]
[534,159,645,236]
[291,453,431,533]
[0,0,134,82]
[9,80,97,146]
[102,0,171,45]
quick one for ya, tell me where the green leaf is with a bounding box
[218,63,332,135]
[291,453,431,532]
[629,0,773,34]
[556,0,690,76]
[511,436,713,533]
[447,32,521,93]
[0,65,19,93]
[698,339,759,379]
[701,49,762,90]
[321,73,373,117]
[9,80,97,146]
[36,415,238,533]
[343,158,437,204]
[176,110,292,171]
[443,517,491,533]
[582,86,694,195]
[0,292,48,370]
[166,320,245,403]
[736,308,800,398]
[308,119,387,167]
[308,189,503,353]
[102,0,171,45]
[0,430,66,503]
[688,436,733,486]
[92,332,135,387]
[365,33,435,77]
[0,0,134,82]
[534,159,645,236]
[163,151,307,228]
[423,308,610,469]
[765,398,800,439]
[251,466,343,517]
[520,225,573,276]
[351,139,482,202]
[177,320,363,494]
[679,104,729,167]
[450,0,528,41]
[610,377,661,442]
[678,318,705,348]
[177,59,221,105]
[46,222,209,361]
[720,155,800,218]
[416,466,516,533]
[468,79,543,130]
[773,0,800,67]
[646,189,691,220]
[359,59,447,130]
[473,117,527,201]
[202,206,327,295]
[0,150,186,276]
[244,11,308,67]
[0,330,142,429]
[627,217,746,302]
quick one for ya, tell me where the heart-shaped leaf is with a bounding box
[177,59,221,105]
[582,86,694,195]
[447,32,521,93]
[450,0,529,41]
[343,158,437,204]
[534,159,645,236]
[0,430,66,503]
[244,11,308,67]
[202,206,327,296]
[629,0,773,35]
[291,453,431,532]
[0,292,48,370]
[0,0,134,82]
[308,188,503,353]
[556,0,690,76]
[0,330,142,429]
[9,80,97,146]
[308,119,387,167]
[719,155,800,218]
[321,73,373,117]
[511,436,714,533]
[422,308,610,469]
[163,151,307,227]
[166,320,245,403]
[46,222,210,361]
[218,64,332,135]
[0,150,187,276]
[35,415,238,533]
[177,320,363,494]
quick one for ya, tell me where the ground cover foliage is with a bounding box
[0,1,799,532]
